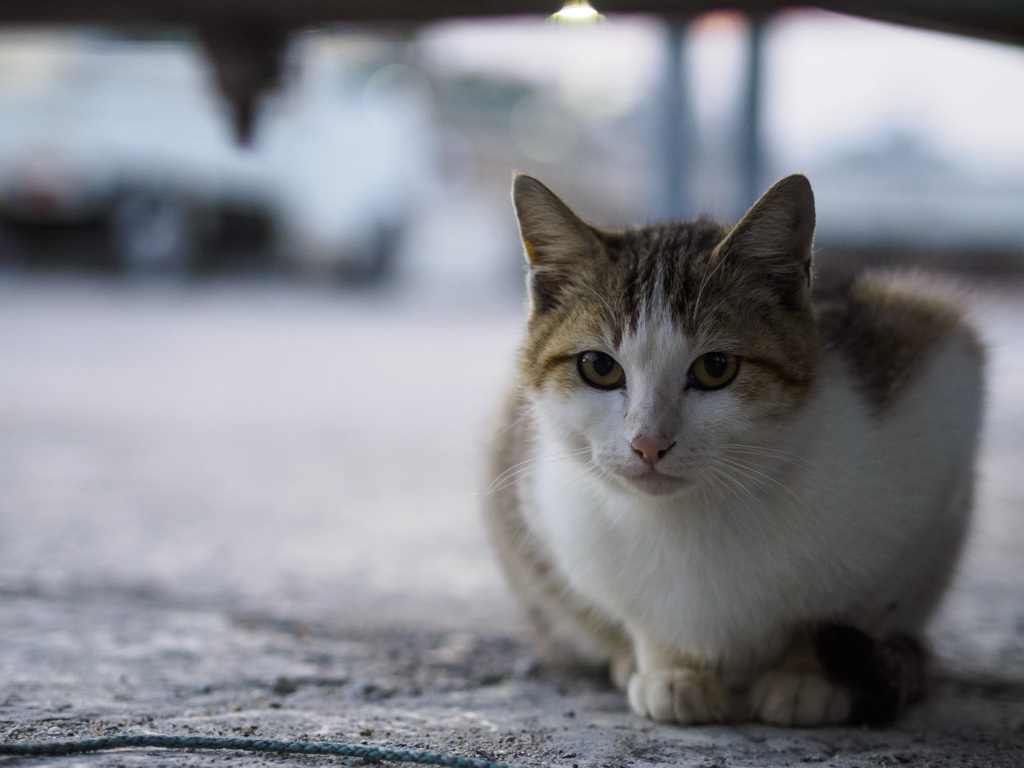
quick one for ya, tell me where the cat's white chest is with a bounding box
[523,357,977,672]
[528,444,813,667]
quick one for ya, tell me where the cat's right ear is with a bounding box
[512,174,604,313]
[716,173,816,308]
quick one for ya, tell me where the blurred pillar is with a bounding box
[655,19,695,221]
[737,13,767,215]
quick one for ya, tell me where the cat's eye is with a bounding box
[578,351,625,390]
[689,352,740,390]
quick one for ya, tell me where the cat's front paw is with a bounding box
[627,668,730,724]
[748,671,851,726]
[609,649,636,692]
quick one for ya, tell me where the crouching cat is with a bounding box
[484,173,984,726]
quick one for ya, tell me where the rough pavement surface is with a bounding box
[2,275,1024,768]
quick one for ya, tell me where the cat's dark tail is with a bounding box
[814,623,927,726]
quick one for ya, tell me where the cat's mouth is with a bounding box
[623,466,690,496]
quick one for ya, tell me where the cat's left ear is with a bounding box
[512,174,607,313]
[717,174,816,304]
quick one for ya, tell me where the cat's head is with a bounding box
[512,173,819,497]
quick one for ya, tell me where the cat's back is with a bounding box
[814,270,985,416]
[808,271,984,636]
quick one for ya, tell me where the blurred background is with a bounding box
[1,8,1023,631]
[0,10,1023,288]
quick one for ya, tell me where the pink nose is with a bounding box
[630,435,675,465]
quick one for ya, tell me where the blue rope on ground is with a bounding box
[0,735,517,768]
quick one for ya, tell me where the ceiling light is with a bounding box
[550,0,605,23]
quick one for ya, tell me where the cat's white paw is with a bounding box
[609,650,636,692]
[627,668,730,724]
[748,671,851,726]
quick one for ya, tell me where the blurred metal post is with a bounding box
[197,24,289,145]
[655,18,694,221]
[738,13,767,215]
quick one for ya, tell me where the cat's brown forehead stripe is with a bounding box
[614,220,728,333]
[614,223,815,371]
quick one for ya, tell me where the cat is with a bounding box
[483,172,985,726]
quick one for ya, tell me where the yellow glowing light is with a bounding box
[549,0,605,23]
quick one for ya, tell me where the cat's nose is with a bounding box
[630,435,675,465]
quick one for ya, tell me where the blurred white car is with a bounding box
[0,30,432,280]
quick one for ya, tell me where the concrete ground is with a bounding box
[2,273,1024,768]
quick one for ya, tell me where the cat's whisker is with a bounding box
[484,460,550,495]
[483,447,591,495]
[713,454,813,515]
[487,448,591,491]
[697,474,715,519]
[542,450,601,490]
[689,250,729,329]
[712,456,829,550]
[489,398,543,438]
[703,463,778,535]
[699,466,780,550]
[501,453,596,556]
[708,468,794,540]
[578,458,613,487]
[716,455,832,553]
[719,443,813,464]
